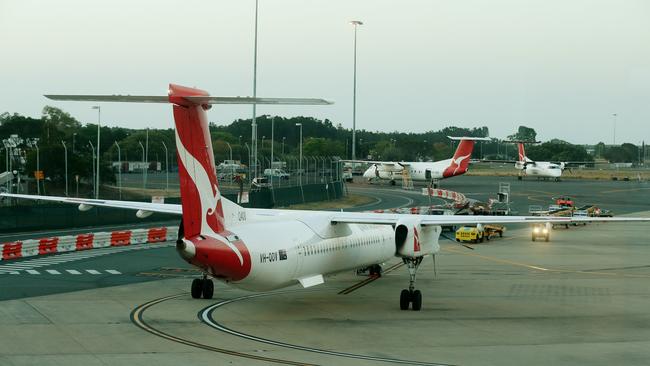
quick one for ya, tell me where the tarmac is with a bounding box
[1,176,650,365]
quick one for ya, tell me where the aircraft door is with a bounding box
[425,169,432,180]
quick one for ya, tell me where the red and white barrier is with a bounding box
[0,226,178,262]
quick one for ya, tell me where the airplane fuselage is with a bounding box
[181,204,441,292]
[515,161,563,179]
[363,159,460,182]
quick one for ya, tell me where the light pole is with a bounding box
[261,136,265,150]
[244,142,251,179]
[251,0,260,180]
[612,113,618,145]
[91,105,101,199]
[296,123,303,185]
[61,141,68,196]
[138,141,146,190]
[114,141,122,199]
[72,133,77,154]
[88,140,95,197]
[161,141,169,192]
[350,20,363,161]
[225,142,232,161]
[271,117,275,165]
[26,138,40,195]
[282,137,286,155]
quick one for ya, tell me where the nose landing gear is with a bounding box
[399,257,423,311]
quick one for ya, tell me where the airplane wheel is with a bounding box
[191,279,202,299]
[202,279,214,299]
[400,289,411,310]
[545,236,549,242]
[412,290,422,311]
[390,180,396,186]
[531,235,536,242]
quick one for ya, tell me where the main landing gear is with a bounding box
[400,257,423,311]
[191,274,214,299]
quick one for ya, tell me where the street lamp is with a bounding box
[296,123,303,185]
[161,141,169,192]
[612,113,618,145]
[91,105,101,199]
[251,0,260,180]
[72,133,77,154]
[88,140,95,196]
[261,136,265,150]
[61,141,68,196]
[282,137,286,155]
[138,141,146,189]
[114,141,122,199]
[350,20,363,161]
[244,142,251,180]
[26,138,40,195]
[271,116,275,165]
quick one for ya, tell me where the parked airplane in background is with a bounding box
[3,85,647,312]
[347,137,490,185]
[513,142,571,181]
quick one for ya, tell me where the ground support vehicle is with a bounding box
[532,223,551,242]
[455,224,505,243]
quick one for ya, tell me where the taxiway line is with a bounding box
[443,246,650,278]
[337,261,404,295]
[200,291,456,366]
[131,293,315,366]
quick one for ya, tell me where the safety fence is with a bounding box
[1,226,178,261]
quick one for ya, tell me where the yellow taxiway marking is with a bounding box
[600,187,650,194]
[442,246,650,278]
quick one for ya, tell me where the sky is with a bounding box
[1,0,649,144]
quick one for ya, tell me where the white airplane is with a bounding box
[348,137,490,185]
[514,142,568,181]
[3,84,648,311]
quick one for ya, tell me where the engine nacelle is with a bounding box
[394,217,440,258]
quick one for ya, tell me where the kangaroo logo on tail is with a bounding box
[443,139,476,178]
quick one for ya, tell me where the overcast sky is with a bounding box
[1,0,649,144]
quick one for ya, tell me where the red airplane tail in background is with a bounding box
[442,137,489,178]
[517,143,526,162]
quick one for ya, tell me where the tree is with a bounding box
[507,126,537,142]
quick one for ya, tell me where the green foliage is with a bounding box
[526,139,593,162]
[507,126,537,142]
[603,143,639,163]
[302,138,344,157]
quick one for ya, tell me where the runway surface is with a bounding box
[2,176,650,365]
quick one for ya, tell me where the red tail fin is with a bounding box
[442,140,475,178]
[169,84,225,239]
[517,143,526,162]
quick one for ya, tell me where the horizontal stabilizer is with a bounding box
[44,95,333,105]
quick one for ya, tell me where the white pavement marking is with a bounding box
[106,269,121,274]
[66,270,82,275]
[46,269,61,275]
[0,242,173,273]
[25,269,40,275]
[9,271,19,275]
[86,269,101,275]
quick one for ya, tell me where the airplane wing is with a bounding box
[341,160,410,167]
[0,193,182,215]
[329,211,650,225]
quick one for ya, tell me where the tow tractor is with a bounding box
[455,224,505,243]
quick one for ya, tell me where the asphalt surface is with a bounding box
[2,176,649,302]
[2,175,650,365]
